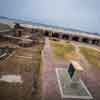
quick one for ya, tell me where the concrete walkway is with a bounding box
[41,38,62,100]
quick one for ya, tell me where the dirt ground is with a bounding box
[0,41,43,100]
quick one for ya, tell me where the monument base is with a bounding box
[56,68,93,99]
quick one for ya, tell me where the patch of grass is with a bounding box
[50,40,77,61]
[80,46,100,68]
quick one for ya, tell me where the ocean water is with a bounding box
[0,16,99,36]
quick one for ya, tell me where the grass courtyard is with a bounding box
[50,38,100,67]
[49,39,79,62]
[80,46,100,68]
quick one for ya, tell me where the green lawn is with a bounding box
[50,40,78,61]
[80,46,100,68]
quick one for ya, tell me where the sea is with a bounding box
[0,16,99,36]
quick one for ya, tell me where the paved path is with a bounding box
[41,38,62,100]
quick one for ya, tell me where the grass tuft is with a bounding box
[80,46,100,68]
[49,40,78,61]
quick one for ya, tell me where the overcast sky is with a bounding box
[0,0,100,33]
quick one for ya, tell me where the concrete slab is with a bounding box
[56,68,93,99]
[0,74,23,83]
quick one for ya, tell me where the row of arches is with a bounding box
[44,31,100,46]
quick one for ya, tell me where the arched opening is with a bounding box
[92,40,100,45]
[92,40,96,45]
[16,30,23,37]
[18,31,22,37]
[62,34,69,40]
[52,33,59,38]
[82,38,89,43]
[44,31,49,36]
[72,36,79,42]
